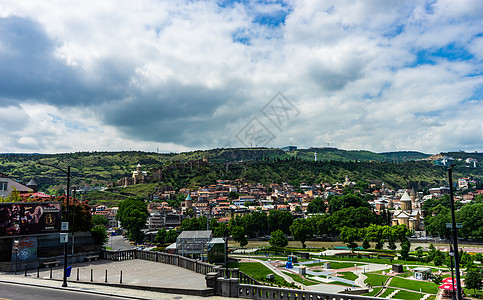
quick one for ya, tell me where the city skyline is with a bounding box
[0,0,482,154]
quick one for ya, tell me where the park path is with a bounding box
[240,258,305,289]
[374,275,394,297]
[354,268,367,288]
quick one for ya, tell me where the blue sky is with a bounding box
[0,0,482,154]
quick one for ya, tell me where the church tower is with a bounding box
[400,191,412,212]
[185,192,193,210]
[410,188,417,210]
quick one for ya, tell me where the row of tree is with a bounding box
[424,195,483,238]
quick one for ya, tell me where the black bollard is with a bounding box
[120,270,122,284]
[77,268,79,281]
[37,264,40,278]
[50,266,53,279]
[90,269,93,282]
[24,265,27,277]
[105,269,108,282]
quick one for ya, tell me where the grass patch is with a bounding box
[363,287,382,297]
[364,273,390,287]
[380,287,397,298]
[389,276,438,294]
[313,254,432,266]
[230,262,294,288]
[283,272,320,286]
[393,290,425,300]
[338,271,358,281]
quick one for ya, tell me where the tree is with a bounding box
[328,207,377,233]
[267,210,293,235]
[433,250,445,267]
[155,228,167,245]
[290,218,314,248]
[117,197,149,244]
[307,197,327,214]
[269,229,288,248]
[165,229,178,244]
[92,214,108,227]
[415,246,424,261]
[181,216,206,231]
[67,198,93,232]
[457,203,483,239]
[465,267,482,297]
[400,241,411,260]
[243,211,268,238]
[383,226,397,250]
[339,226,359,250]
[228,191,240,199]
[432,274,443,286]
[231,225,248,247]
[328,193,371,213]
[91,225,108,246]
[364,224,385,250]
[460,251,475,269]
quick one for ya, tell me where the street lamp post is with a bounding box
[39,162,71,287]
[71,187,75,255]
[224,224,229,278]
[13,240,19,275]
[448,164,462,300]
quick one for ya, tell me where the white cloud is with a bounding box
[0,0,481,154]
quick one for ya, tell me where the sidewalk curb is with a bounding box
[0,278,152,300]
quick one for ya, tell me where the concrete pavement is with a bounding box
[0,259,230,300]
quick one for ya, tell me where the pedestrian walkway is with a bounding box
[386,289,399,298]
[0,259,224,299]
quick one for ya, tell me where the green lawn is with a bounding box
[339,271,358,281]
[305,261,366,269]
[389,277,438,294]
[363,287,383,297]
[283,272,320,286]
[393,290,425,300]
[380,287,397,298]
[233,262,288,286]
[364,273,390,287]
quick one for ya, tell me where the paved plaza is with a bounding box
[0,259,230,300]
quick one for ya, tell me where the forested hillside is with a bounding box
[0,149,480,195]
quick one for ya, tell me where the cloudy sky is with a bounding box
[0,0,482,154]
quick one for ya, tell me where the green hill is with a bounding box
[0,148,480,199]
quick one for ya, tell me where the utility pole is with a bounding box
[39,163,71,287]
[448,164,462,300]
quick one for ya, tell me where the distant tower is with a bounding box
[314,152,317,162]
[345,174,350,186]
[410,188,417,201]
[185,192,193,210]
[26,178,38,192]
[410,188,417,210]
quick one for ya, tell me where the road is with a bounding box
[0,282,126,300]
[107,235,135,250]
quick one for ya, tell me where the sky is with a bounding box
[0,0,482,155]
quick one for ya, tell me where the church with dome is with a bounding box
[391,188,422,231]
